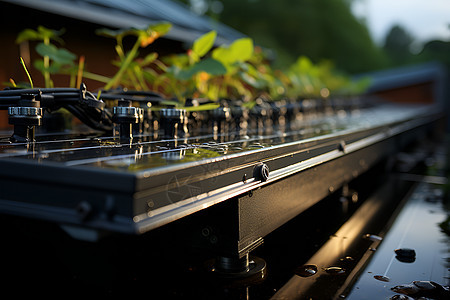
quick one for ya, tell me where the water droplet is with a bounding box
[295,264,318,277]
[363,234,383,241]
[340,256,354,262]
[325,266,345,275]
[374,275,390,282]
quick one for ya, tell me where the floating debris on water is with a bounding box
[294,264,318,277]
[391,283,421,295]
[395,248,416,263]
[324,266,345,275]
[373,275,390,282]
[394,248,416,257]
[363,234,383,241]
[391,280,450,299]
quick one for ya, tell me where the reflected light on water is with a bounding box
[272,184,391,299]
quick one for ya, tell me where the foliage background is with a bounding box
[180,0,449,74]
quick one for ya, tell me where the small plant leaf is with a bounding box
[192,31,217,58]
[16,26,64,44]
[96,22,170,45]
[230,38,254,62]
[149,22,172,36]
[163,54,189,68]
[212,37,254,67]
[35,43,76,65]
[95,28,127,39]
[16,29,40,43]
[139,52,158,67]
[239,72,266,89]
[176,58,226,80]
[140,22,172,47]
[34,59,62,74]
[37,26,65,43]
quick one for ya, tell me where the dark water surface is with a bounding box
[346,181,450,300]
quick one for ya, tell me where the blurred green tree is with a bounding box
[383,24,415,66]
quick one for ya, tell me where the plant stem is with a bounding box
[76,55,85,87]
[127,69,141,90]
[115,45,141,90]
[104,38,141,90]
[134,65,149,90]
[82,71,111,83]
[43,37,51,88]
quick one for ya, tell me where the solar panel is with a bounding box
[0,85,441,241]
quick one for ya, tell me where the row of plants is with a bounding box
[9,23,370,110]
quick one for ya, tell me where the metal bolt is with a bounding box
[242,174,247,183]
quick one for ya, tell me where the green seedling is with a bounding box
[96,22,172,91]
[153,30,227,103]
[10,23,370,111]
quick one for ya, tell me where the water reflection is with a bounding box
[271,177,403,299]
[346,181,450,300]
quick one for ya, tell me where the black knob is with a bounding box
[112,99,142,141]
[160,108,187,139]
[253,163,270,182]
[8,94,42,142]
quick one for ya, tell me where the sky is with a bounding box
[351,0,450,46]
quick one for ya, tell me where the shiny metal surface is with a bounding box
[0,102,442,237]
[8,106,42,116]
[113,106,142,118]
